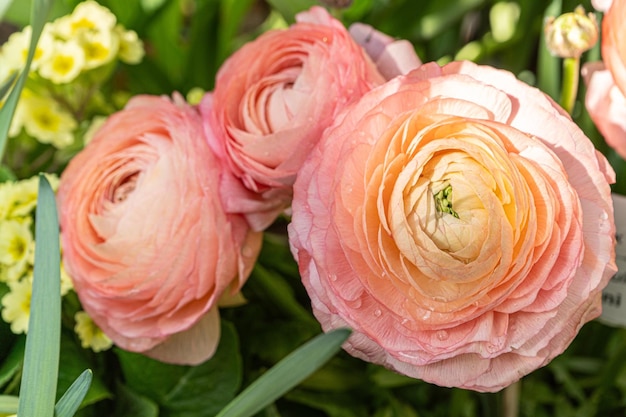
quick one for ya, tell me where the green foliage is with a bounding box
[116,320,242,416]
[1,1,626,416]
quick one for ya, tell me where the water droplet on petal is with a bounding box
[436,330,449,341]
[329,274,337,282]
[374,309,382,317]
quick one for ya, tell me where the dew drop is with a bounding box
[422,310,431,320]
[401,318,409,325]
[374,309,382,317]
[486,343,498,354]
[436,330,449,341]
[600,212,609,221]
[329,273,338,282]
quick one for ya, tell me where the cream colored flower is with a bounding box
[80,29,119,69]
[53,0,117,39]
[0,218,33,270]
[1,277,32,334]
[115,26,144,64]
[38,39,85,84]
[4,174,60,218]
[19,93,77,148]
[74,311,112,352]
[1,24,54,72]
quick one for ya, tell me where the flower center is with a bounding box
[433,184,459,218]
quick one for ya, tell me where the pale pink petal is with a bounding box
[583,62,626,159]
[142,309,221,365]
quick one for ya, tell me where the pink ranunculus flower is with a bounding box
[583,62,626,159]
[200,6,419,231]
[58,94,262,365]
[602,0,626,96]
[289,61,616,392]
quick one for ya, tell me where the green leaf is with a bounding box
[537,0,562,101]
[57,330,112,407]
[17,174,61,417]
[0,0,13,19]
[216,328,351,417]
[115,383,159,417]
[0,336,25,389]
[0,395,19,414]
[55,369,93,417]
[265,0,316,23]
[0,72,17,103]
[117,320,242,416]
[0,0,53,161]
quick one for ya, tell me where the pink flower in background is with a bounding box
[601,0,626,95]
[583,62,626,159]
[58,94,262,365]
[200,6,420,231]
[289,61,616,392]
[584,0,626,158]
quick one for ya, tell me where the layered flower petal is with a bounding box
[58,94,262,364]
[201,6,420,231]
[289,61,616,392]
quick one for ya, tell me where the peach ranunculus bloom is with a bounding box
[584,0,626,159]
[583,62,626,158]
[58,94,262,365]
[600,0,626,93]
[199,6,420,231]
[289,61,616,392]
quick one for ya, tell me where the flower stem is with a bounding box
[502,380,520,417]
[559,57,580,115]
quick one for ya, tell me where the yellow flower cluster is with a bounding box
[0,175,74,334]
[0,0,144,148]
[0,175,111,352]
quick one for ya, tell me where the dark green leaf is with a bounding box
[57,330,112,407]
[117,320,242,416]
[115,383,159,417]
[0,336,24,389]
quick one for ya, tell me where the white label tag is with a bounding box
[600,193,626,327]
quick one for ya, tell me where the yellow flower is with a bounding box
[53,0,117,39]
[0,218,33,276]
[3,174,60,218]
[74,311,112,352]
[79,29,119,70]
[1,24,54,72]
[115,26,144,64]
[38,39,86,84]
[60,262,74,296]
[19,92,77,148]
[1,277,32,334]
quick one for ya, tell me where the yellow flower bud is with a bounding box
[544,6,598,58]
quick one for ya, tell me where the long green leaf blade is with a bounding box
[0,395,19,414]
[216,328,351,417]
[0,0,53,161]
[17,174,61,417]
[55,369,93,417]
[537,0,562,101]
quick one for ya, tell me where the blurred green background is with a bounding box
[2,1,626,416]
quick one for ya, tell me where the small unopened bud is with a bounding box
[544,6,598,58]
